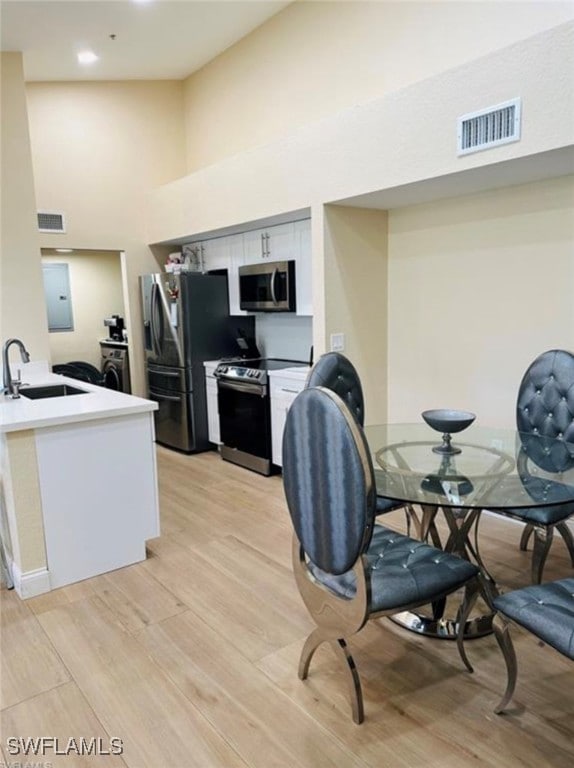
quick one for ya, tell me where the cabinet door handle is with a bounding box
[261,233,265,259]
[265,232,270,257]
[281,387,301,394]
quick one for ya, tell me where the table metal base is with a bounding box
[391,503,498,639]
[390,609,494,639]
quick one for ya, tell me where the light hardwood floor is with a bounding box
[1,446,573,767]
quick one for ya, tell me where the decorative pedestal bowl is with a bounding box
[421,409,476,455]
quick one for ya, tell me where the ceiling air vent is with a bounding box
[37,210,66,233]
[457,98,521,156]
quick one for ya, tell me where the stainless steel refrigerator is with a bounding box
[140,272,255,453]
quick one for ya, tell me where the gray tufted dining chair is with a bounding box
[496,349,574,583]
[305,353,410,518]
[491,577,574,713]
[282,386,487,723]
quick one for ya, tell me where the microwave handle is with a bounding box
[270,267,278,305]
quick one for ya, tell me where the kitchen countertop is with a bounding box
[268,366,310,381]
[0,361,157,433]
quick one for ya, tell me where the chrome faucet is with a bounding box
[2,338,30,398]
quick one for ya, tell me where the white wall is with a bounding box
[17,9,574,411]
[183,0,574,171]
[41,250,124,367]
[148,20,574,430]
[26,81,187,395]
[322,205,390,425]
[0,53,49,362]
[387,175,574,428]
[148,22,574,245]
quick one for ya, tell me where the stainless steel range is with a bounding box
[215,358,307,475]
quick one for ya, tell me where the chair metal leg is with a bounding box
[298,628,325,680]
[431,597,447,622]
[531,525,553,584]
[519,523,534,552]
[492,614,518,714]
[520,521,574,569]
[556,522,574,567]
[331,638,364,725]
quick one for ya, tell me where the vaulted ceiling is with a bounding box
[0,0,291,81]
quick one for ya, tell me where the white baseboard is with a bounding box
[11,563,51,599]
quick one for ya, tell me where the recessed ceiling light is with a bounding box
[78,50,99,65]
[55,248,74,253]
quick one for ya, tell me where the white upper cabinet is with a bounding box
[243,219,312,315]
[227,234,246,315]
[201,236,231,273]
[243,222,296,264]
[183,217,312,317]
[294,219,312,316]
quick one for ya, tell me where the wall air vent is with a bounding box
[457,98,521,156]
[37,210,66,233]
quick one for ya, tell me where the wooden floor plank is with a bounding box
[2,448,573,768]
[142,533,311,662]
[36,596,248,768]
[139,610,374,768]
[0,589,70,710]
[1,681,128,767]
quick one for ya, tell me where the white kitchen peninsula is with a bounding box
[0,363,159,598]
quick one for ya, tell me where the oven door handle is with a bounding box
[218,378,266,396]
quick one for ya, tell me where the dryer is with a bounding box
[100,340,131,394]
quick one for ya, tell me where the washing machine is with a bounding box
[100,340,131,394]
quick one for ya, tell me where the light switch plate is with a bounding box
[330,333,345,352]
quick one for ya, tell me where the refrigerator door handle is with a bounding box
[147,366,181,377]
[150,282,161,356]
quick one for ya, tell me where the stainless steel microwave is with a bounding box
[238,260,296,312]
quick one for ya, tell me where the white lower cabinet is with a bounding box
[270,368,309,467]
[35,413,159,591]
[204,361,221,445]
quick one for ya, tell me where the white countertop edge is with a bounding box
[1,367,157,433]
[268,366,310,381]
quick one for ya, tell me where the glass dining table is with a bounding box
[363,422,574,638]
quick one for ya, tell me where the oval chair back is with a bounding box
[282,386,376,574]
[516,348,574,472]
[305,352,365,427]
[510,348,574,582]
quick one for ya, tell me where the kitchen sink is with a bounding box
[20,384,89,399]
